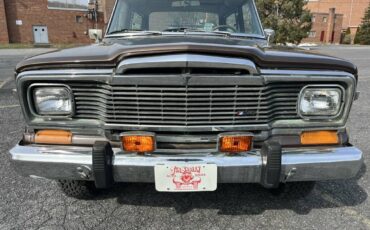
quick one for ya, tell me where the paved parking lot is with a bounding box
[0,45,369,229]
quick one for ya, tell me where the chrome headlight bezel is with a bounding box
[27,83,74,118]
[298,85,345,120]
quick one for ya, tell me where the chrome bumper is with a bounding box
[9,144,363,183]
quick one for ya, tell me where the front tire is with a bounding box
[270,181,316,199]
[58,180,97,199]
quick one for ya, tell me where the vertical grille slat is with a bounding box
[70,82,303,126]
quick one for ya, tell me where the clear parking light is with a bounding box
[299,87,342,118]
[33,87,73,116]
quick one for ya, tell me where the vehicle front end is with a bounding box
[9,0,363,198]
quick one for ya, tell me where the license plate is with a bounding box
[154,163,217,192]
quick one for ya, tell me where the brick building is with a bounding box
[302,8,343,44]
[0,0,9,43]
[0,0,113,44]
[103,0,115,23]
[306,0,370,43]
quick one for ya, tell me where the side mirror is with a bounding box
[88,29,103,43]
[264,29,275,45]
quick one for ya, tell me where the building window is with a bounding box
[312,16,316,22]
[76,15,84,23]
[323,17,327,23]
[308,31,316,38]
[48,0,89,11]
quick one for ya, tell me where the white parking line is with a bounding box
[0,104,20,109]
[0,76,13,89]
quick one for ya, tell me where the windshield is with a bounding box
[107,0,264,37]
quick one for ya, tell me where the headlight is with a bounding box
[299,86,343,119]
[31,85,73,116]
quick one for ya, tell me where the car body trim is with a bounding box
[9,144,363,183]
[116,53,259,74]
[15,69,356,131]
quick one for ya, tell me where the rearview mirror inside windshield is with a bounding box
[172,0,201,7]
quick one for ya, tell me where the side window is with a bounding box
[226,13,237,29]
[108,1,129,33]
[242,4,253,34]
[131,13,143,30]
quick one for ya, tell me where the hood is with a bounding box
[16,36,357,76]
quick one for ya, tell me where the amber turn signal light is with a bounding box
[121,133,155,153]
[301,131,339,145]
[219,135,253,153]
[34,130,72,145]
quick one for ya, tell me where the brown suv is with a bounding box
[10,0,363,199]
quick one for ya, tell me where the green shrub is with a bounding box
[255,0,312,44]
[355,3,370,45]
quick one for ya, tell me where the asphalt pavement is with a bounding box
[0,45,370,229]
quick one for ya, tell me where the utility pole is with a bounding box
[88,0,99,29]
[274,0,279,16]
[349,0,355,44]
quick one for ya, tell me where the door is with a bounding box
[320,31,325,42]
[33,26,49,44]
[331,31,335,43]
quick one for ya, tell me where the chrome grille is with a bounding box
[70,82,303,126]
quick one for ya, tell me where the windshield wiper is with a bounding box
[210,31,232,37]
[163,27,206,32]
[108,28,143,34]
[107,29,162,37]
[162,27,233,37]
[210,31,265,39]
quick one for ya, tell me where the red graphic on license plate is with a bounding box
[168,166,206,190]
